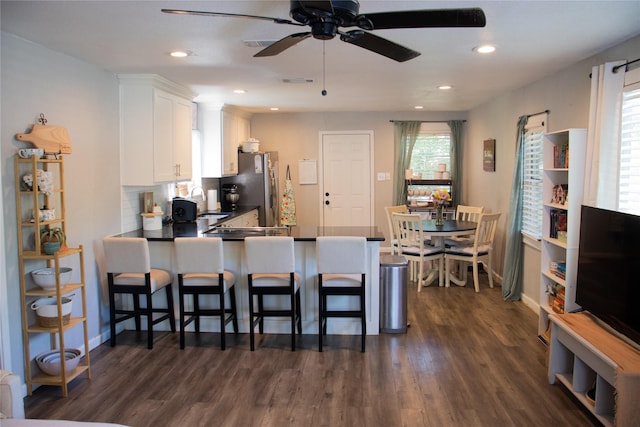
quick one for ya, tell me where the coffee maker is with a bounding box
[221,184,240,211]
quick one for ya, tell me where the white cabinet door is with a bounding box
[201,106,251,178]
[120,75,193,185]
[222,110,238,176]
[153,90,176,182]
[173,97,193,181]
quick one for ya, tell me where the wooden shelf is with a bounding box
[405,179,452,185]
[14,155,91,397]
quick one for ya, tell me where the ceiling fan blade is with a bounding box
[363,8,486,30]
[340,31,420,62]
[161,8,305,26]
[254,32,312,57]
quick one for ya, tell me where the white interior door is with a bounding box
[320,131,374,227]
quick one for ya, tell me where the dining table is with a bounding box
[421,219,477,287]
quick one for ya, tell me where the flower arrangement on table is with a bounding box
[431,189,451,225]
[432,189,451,206]
[23,169,54,196]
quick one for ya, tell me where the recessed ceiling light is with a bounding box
[169,51,189,58]
[233,89,247,94]
[414,105,424,109]
[473,44,496,54]
[438,85,453,90]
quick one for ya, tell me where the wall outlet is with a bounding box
[377,172,386,181]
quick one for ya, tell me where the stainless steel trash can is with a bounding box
[379,254,408,333]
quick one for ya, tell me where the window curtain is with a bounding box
[448,120,463,206]
[501,115,528,301]
[393,121,422,206]
[584,60,626,209]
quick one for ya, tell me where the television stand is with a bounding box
[548,312,640,427]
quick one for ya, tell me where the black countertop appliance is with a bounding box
[221,184,240,211]
[172,197,197,222]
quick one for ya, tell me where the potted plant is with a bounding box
[40,227,65,254]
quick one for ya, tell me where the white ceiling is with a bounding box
[2,1,640,113]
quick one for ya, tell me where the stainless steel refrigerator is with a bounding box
[221,152,279,226]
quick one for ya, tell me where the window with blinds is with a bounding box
[522,126,545,239]
[409,123,451,177]
[619,75,640,215]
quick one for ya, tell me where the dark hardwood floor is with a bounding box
[24,271,596,426]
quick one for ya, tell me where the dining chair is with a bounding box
[384,205,408,255]
[103,237,176,349]
[174,237,238,350]
[445,212,501,292]
[392,212,444,291]
[445,205,485,247]
[316,236,367,352]
[244,236,302,351]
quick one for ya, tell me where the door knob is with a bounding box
[325,192,329,197]
[325,200,330,205]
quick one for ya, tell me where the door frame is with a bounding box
[318,130,375,227]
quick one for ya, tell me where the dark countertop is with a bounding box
[115,207,385,242]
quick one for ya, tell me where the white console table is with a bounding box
[548,313,640,427]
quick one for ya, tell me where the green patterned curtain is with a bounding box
[448,120,464,206]
[392,121,421,206]
[502,115,528,301]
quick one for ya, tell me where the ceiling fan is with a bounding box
[162,0,486,63]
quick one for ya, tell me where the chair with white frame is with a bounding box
[445,212,501,292]
[392,212,444,291]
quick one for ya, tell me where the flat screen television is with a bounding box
[576,205,640,346]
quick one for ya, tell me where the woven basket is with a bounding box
[37,312,70,328]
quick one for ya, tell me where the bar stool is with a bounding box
[316,236,367,352]
[103,237,175,349]
[174,237,238,350]
[244,236,302,351]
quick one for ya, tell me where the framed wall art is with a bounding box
[483,139,496,172]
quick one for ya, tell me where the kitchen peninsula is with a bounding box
[112,211,385,338]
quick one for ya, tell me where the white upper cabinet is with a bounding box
[119,74,195,185]
[201,105,251,177]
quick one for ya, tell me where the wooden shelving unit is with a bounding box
[14,155,90,397]
[538,129,586,342]
[405,179,455,216]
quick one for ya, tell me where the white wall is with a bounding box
[1,33,122,378]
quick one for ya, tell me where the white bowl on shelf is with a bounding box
[31,267,72,290]
[35,348,81,376]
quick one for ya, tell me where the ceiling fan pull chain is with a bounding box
[322,40,327,96]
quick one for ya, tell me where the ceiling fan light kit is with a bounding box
[162,1,486,62]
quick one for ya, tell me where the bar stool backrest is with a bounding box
[245,236,295,274]
[175,237,224,274]
[316,236,367,274]
[103,237,150,274]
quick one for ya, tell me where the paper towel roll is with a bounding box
[207,190,217,211]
